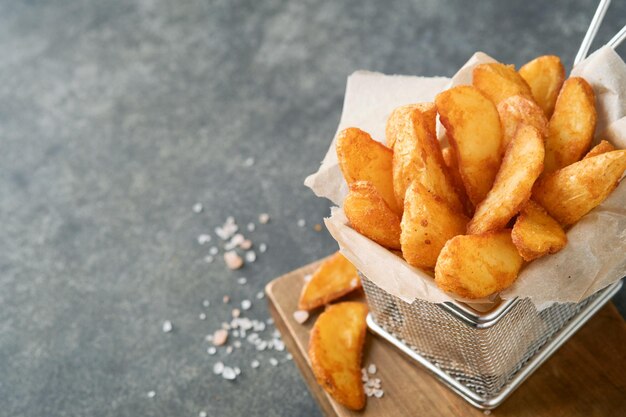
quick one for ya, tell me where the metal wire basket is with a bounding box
[362,275,623,409]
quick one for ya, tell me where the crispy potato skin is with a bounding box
[400,181,468,269]
[441,146,472,215]
[543,77,597,174]
[436,86,503,207]
[336,127,401,214]
[468,125,544,235]
[386,103,437,149]
[308,302,368,411]
[391,105,463,212]
[533,150,626,226]
[583,140,616,159]
[512,200,567,261]
[519,55,565,118]
[435,230,523,299]
[473,63,533,105]
[298,252,361,311]
[497,95,548,153]
[344,181,402,249]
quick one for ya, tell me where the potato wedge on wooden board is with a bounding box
[343,181,402,249]
[385,103,437,149]
[543,77,597,174]
[519,55,566,118]
[298,252,361,311]
[435,230,523,299]
[497,95,548,152]
[468,125,545,235]
[308,302,368,411]
[583,140,616,159]
[336,127,401,214]
[511,200,567,261]
[533,150,626,226]
[391,105,463,212]
[400,181,469,269]
[473,62,533,105]
[436,85,503,207]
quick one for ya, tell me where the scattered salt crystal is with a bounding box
[203,255,214,263]
[293,310,309,324]
[351,278,359,288]
[232,330,239,337]
[239,239,252,250]
[199,313,207,320]
[245,251,256,263]
[258,243,267,253]
[221,322,230,330]
[286,353,293,361]
[223,295,230,303]
[197,234,211,244]
[202,299,210,307]
[147,390,156,398]
[209,246,219,255]
[226,346,233,354]
[222,366,236,380]
[192,203,203,213]
[258,213,270,224]
[247,222,255,232]
[234,340,241,348]
[212,329,229,346]
[274,340,285,351]
[199,411,207,417]
[225,233,245,250]
[256,291,264,300]
[303,274,312,283]
[361,369,369,382]
[232,308,241,318]
[243,157,255,167]
[207,347,216,355]
[213,362,225,375]
[205,334,213,342]
[234,367,241,375]
[366,379,376,388]
[269,358,278,366]
[224,251,244,270]
[251,359,260,368]
[266,318,274,325]
[241,300,252,310]
[237,277,247,285]
[374,389,384,398]
[368,364,377,375]
[297,219,306,227]
[162,320,173,333]
[365,387,374,397]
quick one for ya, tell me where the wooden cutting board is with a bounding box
[265,259,626,417]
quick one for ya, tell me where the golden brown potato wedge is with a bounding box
[436,85,503,207]
[583,140,616,159]
[473,63,533,105]
[298,252,361,311]
[511,200,567,261]
[533,150,626,226]
[497,95,548,152]
[401,181,469,269]
[386,103,437,149]
[468,125,544,235]
[519,55,566,118]
[441,146,472,215]
[344,181,402,249]
[336,127,401,214]
[435,230,523,299]
[391,105,463,212]
[309,302,368,411]
[543,77,597,174]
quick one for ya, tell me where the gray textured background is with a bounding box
[0,1,625,416]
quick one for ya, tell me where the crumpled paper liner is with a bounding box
[306,46,626,308]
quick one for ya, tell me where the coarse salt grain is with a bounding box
[351,278,359,288]
[234,340,241,348]
[223,295,230,303]
[232,308,241,318]
[199,313,207,320]
[243,157,255,167]
[256,291,264,300]
[237,277,247,285]
[286,353,293,361]
[258,243,267,253]
[203,255,214,263]
[192,203,203,213]
[147,390,156,398]
[247,222,255,232]
[207,347,216,355]
[212,329,229,346]
[269,358,278,366]
[251,359,260,368]
[197,234,211,244]
[245,251,256,263]
[234,367,241,375]
[303,274,312,283]
[226,346,233,354]
[199,411,207,417]
[374,389,384,398]
[293,310,309,324]
[258,213,270,224]
[224,251,244,270]
[241,300,252,310]
[240,239,252,250]
[213,361,225,375]
[209,246,219,255]
[222,366,236,380]
[202,299,210,307]
[368,364,377,374]
[297,219,306,227]
[162,320,173,333]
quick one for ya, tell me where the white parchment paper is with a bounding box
[306,46,626,307]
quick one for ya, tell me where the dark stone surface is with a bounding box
[0,1,624,416]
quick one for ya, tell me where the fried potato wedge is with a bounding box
[401,181,469,269]
[519,55,566,118]
[309,302,368,410]
[533,150,626,226]
[436,85,503,206]
[473,63,533,105]
[344,181,402,249]
[298,252,361,311]
[391,105,463,212]
[441,146,472,215]
[544,77,597,173]
[435,230,523,299]
[336,127,401,214]
[511,200,567,261]
[584,140,615,159]
[468,125,544,235]
[497,95,548,152]
[386,103,437,149]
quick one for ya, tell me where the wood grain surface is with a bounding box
[266,259,626,417]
